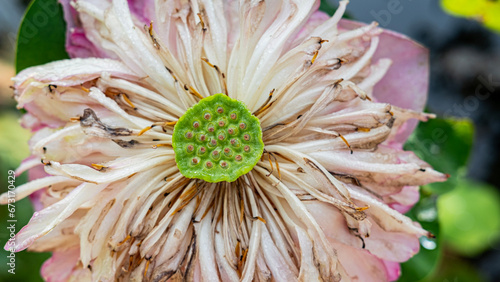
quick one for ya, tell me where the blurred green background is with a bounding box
[1,0,500,281]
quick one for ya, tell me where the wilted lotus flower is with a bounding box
[2,0,447,281]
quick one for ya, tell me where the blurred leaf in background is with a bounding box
[0,113,50,281]
[439,180,500,257]
[441,0,500,33]
[15,0,68,73]
[400,118,474,281]
[401,117,500,281]
[0,0,68,280]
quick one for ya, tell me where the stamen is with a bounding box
[201,57,215,68]
[266,151,274,177]
[356,127,371,132]
[164,120,178,126]
[152,144,171,149]
[185,84,204,99]
[338,134,353,154]
[117,235,131,247]
[253,216,267,224]
[121,93,137,110]
[91,164,106,171]
[355,206,370,211]
[165,67,178,82]
[311,50,319,64]
[240,198,244,224]
[147,21,160,50]
[48,84,57,93]
[81,86,90,93]
[253,100,275,116]
[138,125,155,136]
[235,240,241,259]
[253,89,275,116]
[144,259,150,277]
[197,13,207,31]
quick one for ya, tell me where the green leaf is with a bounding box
[16,0,69,73]
[400,117,475,281]
[438,179,500,257]
[319,0,352,18]
[399,193,442,282]
[404,118,474,194]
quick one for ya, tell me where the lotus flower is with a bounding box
[2,0,447,281]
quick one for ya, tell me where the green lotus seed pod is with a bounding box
[172,94,264,182]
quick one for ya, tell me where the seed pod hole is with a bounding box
[173,94,264,182]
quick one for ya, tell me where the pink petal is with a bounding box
[41,248,80,282]
[5,183,106,252]
[127,0,155,24]
[306,201,420,262]
[339,19,429,145]
[383,260,402,282]
[59,0,107,58]
[333,242,389,281]
[386,186,420,214]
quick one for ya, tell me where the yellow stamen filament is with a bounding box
[144,259,150,277]
[138,125,155,136]
[275,155,282,180]
[254,89,275,116]
[127,256,134,272]
[186,85,204,99]
[201,57,228,95]
[165,67,178,81]
[338,134,353,154]
[117,235,131,247]
[70,116,81,122]
[152,144,171,149]
[197,13,206,30]
[201,201,213,220]
[172,185,199,215]
[241,248,248,265]
[147,22,160,50]
[201,57,215,68]
[81,86,90,93]
[254,100,275,116]
[254,216,266,224]
[357,127,371,132]
[235,240,241,260]
[240,198,244,224]
[355,206,370,211]
[311,50,319,64]
[148,21,153,35]
[163,120,177,126]
[91,164,106,171]
[121,93,136,109]
[266,152,274,177]
[135,257,144,271]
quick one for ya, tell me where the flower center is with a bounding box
[172,94,264,182]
